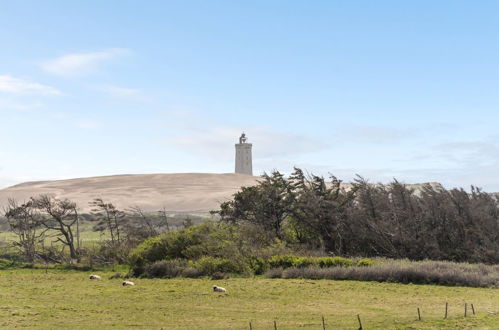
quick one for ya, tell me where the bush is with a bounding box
[356,258,374,267]
[293,257,317,268]
[248,256,269,275]
[317,256,353,268]
[142,259,187,278]
[194,256,250,275]
[129,223,245,275]
[268,255,301,268]
[278,260,499,288]
[211,271,227,280]
[181,266,204,278]
[264,267,284,278]
[0,258,16,269]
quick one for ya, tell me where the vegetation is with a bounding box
[0,169,498,289]
[0,170,497,328]
[128,224,497,288]
[0,268,497,329]
[266,260,499,288]
[0,195,204,263]
[219,169,499,264]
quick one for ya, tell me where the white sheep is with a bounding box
[89,274,101,280]
[213,285,226,293]
[122,281,135,286]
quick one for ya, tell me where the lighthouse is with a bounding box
[235,133,253,175]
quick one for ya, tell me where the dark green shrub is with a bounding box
[143,259,187,278]
[0,258,16,269]
[317,256,353,268]
[129,223,244,275]
[248,256,269,275]
[211,271,227,280]
[181,266,204,278]
[356,258,374,267]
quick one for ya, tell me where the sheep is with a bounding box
[212,285,226,293]
[122,281,135,286]
[89,274,101,280]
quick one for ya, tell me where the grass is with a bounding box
[0,268,497,329]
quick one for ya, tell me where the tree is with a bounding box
[4,199,46,262]
[128,206,158,237]
[89,198,126,244]
[31,195,80,261]
[288,168,357,253]
[219,171,293,239]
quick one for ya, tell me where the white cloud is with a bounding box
[0,75,61,95]
[40,48,129,76]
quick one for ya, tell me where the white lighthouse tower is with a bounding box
[235,133,253,175]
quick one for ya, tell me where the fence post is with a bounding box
[464,303,467,317]
[322,315,326,330]
[357,314,363,330]
[444,302,448,319]
[249,321,252,330]
[274,320,277,330]
[471,304,475,315]
[417,308,421,321]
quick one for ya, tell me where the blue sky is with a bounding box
[1,1,499,190]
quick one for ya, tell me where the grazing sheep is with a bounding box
[213,285,226,293]
[89,274,101,280]
[122,281,135,286]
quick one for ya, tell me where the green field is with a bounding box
[0,268,497,329]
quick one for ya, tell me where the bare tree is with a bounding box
[128,206,158,237]
[31,195,79,261]
[158,207,171,232]
[89,198,126,243]
[4,199,47,262]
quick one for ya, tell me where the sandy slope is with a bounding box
[0,173,444,214]
[0,173,260,214]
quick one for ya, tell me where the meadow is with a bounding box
[0,268,497,329]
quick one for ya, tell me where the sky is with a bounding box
[1,1,499,190]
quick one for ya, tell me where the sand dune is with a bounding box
[0,173,444,214]
[0,173,260,214]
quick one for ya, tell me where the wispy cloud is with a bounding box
[40,48,130,76]
[0,75,61,95]
[164,125,329,161]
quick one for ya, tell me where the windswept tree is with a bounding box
[288,168,357,253]
[219,171,293,239]
[31,195,80,261]
[90,198,126,244]
[4,199,46,262]
[128,205,158,238]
